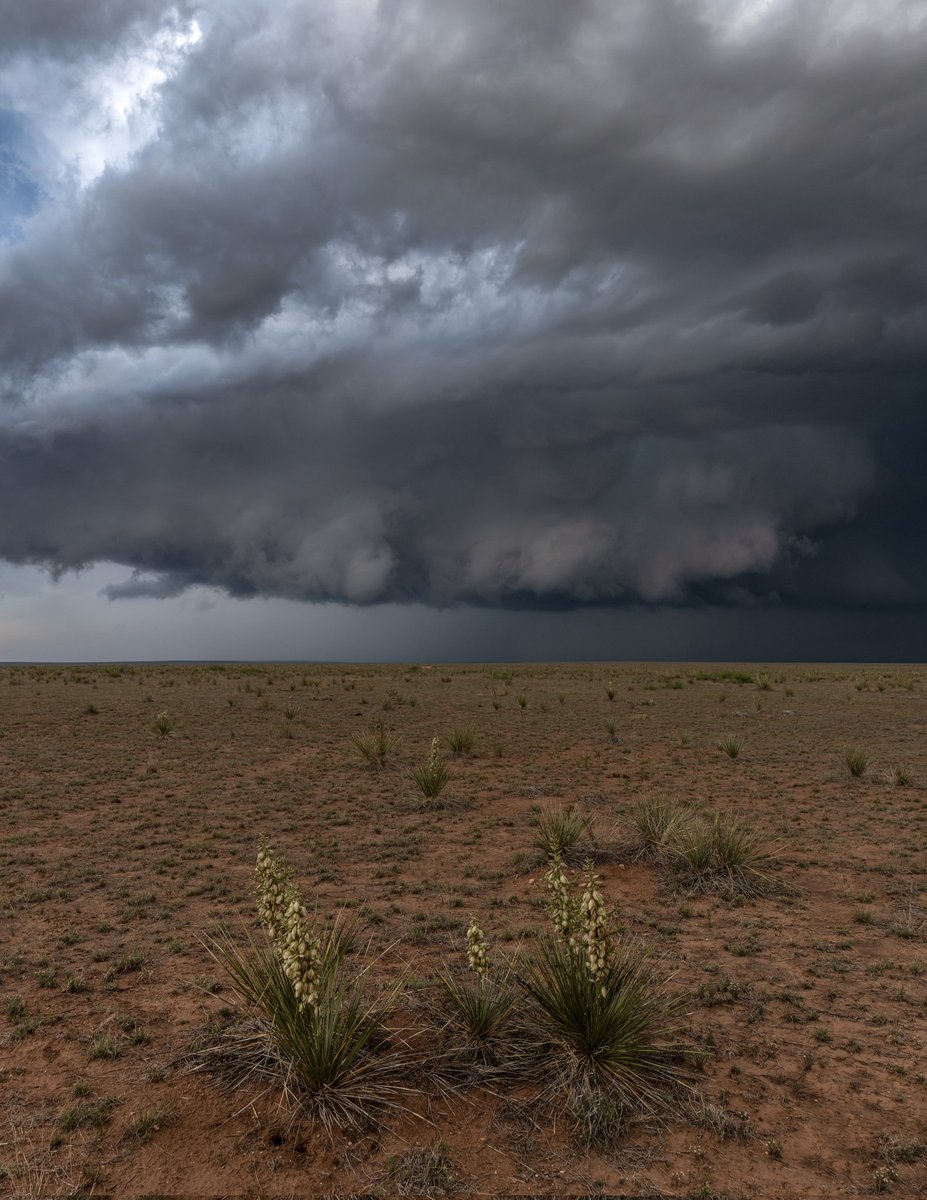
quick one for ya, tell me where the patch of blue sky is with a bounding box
[0,108,45,238]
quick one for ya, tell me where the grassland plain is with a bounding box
[0,661,925,1196]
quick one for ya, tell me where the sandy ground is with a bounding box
[1,661,925,1197]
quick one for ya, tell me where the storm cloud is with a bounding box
[1,0,926,640]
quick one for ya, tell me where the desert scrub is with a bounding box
[514,857,688,1144]
[445,727,475,755]
[199,840,409,1129]
[717,735,742,759]
[153,710,173,737]
[843,746,869,778]
[629,796,688,860]
[351,721,401,768]
[413,735,450,802]
[434,918,522,1078]
[534,804,593,865]
[664,813,779,898]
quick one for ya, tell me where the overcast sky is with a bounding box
[1,0,926,662]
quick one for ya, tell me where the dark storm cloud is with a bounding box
[1,0,926,617]
[0,0,194,60]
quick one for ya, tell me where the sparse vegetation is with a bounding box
[445,727,475,755]
[718,735,742,759]
[515,858,688,1142]
[153,710,173,736]
[200,841,409,1129]
[844,746,870,778]
[2,661,925,1195]
[534,804,593,864]
[351,721,402,768]
[412,735,451,801]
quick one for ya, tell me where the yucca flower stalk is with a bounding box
[580,867,612,995]
[466,916,489,980]
[412,734,451,801]
[280,895,321,1012]
[255,836,294,946]
[545,853,577,947]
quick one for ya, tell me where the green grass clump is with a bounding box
[665,814,778,897]
[630,797,688,860]
[843,746,870,778]
[445,727,475,755]
[718,735,742,759]
[351,722,401,768]
[535,805,592,864]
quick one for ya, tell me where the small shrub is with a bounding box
[153,711,173,737]
[351,722,401,768]
[844,747,869,778]
[535,805,592,864]
[200,840,409,1130]
[515,858,688,1132]
[413,735,451,802]
[718,735,741,759]
[283,700,300,721]
[435,918,522,1074]
[884,764,913,787]
[630,797,688,860]
[605,681,616,701]
[445,727,475,756]
[386,1142,459,1196]
[665,814,778,897]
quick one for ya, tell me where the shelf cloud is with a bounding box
[1,0,926,651]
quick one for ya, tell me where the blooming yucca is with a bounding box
[466,917,489,979]
[280,895,321,1012]
[255,837,293,946]
[545,853,575,946]
[580,867,611,994]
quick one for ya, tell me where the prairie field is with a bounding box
[1,661,925,1197]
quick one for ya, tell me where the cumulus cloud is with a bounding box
[0,0,925,625]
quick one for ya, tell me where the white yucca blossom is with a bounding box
[280,895,321,1012]
[580,867,612,991]
[545,853,575,946]
[466,916,489,978]
[255,838,293,947]
[429,734,440,770]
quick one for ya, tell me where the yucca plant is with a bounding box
[434,918,523,1078]
[718,735,742,759]
[665,814,777,897]
[843,746,869,778]
[535,805,592,864]
[413,735,450,802]
[153,710,173,737]
[515,858,688,1141]
[629,797,688,860]
[351,721,402,768]
[198,840,409,1129]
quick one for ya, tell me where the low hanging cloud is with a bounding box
[0,0,925,617]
